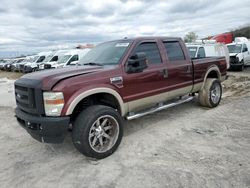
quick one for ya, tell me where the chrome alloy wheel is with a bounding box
[210,83,221,104]
[88,115,119,153]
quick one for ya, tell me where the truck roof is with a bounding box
[108,37,182,42]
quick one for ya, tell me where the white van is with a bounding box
[44,49,90,69]
[227,39,250,71]
[18,55,36,72]
[39,50,69,70]
[186,41,230,69]
[23,51,54,73]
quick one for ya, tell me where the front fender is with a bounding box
[236,54,243,62]
[62,86,127,116]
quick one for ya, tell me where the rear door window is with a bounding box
[164,41,185,61]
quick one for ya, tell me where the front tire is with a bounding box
[198,78,222,108]
[72,105,123,159]
[32,67,38,72]
[239,61,244,71]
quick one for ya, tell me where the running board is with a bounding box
[126,96,194,120]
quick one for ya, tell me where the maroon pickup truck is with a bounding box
[14,37,227,159]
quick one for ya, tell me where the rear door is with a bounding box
[161,40,193,96]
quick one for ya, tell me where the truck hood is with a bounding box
[229,53,238,57]
[21,65,103,90]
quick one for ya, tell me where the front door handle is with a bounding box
[110,76,123,88]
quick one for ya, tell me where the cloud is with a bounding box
[0,0,249,57]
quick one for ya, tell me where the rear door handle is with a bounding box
[160,69,168,78]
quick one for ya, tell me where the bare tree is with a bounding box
[184,32,198,43]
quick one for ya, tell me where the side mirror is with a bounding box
[126,52,148,73]
[243,47,248,52]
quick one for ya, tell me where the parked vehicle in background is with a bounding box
[39,50,68,70]
[210,32,233,44]
[14,37,227,159]
[23,51,53,73]
[11,57,26,72]
[45,49,91,69]
[18,56,36,72]
[187,41,230,69]
[4,59,18,71]
[227,37,250,71]
[0,59,8,70]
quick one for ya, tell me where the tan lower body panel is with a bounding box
[191,82,203,93]
[127,85,195,113]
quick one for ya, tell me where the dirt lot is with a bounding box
[0,69,250,188]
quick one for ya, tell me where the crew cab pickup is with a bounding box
[14,37,227,159]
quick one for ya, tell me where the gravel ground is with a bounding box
[0,68,250,188]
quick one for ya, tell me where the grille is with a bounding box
[230,56,238,64]
[44,64,51,69]
[15,85,37,114]
[20,64,24,70]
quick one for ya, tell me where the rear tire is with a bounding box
[198,78,222,108]
[72,105,123,159]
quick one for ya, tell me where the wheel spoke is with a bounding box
[89,132,95,138]
[101,118,108,127]
[96,118,101,126]
[103,132,111,139]
[99,137,103,146]
[92,136,97,146]
[103,125,112,131]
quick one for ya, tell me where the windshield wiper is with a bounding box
[83,62,103,66]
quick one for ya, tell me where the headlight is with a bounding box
[236,57,239,62]
[43,92,64,116]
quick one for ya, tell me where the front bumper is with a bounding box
[229,56,243,68]
[23,66,32,73]
[15,108,70,143]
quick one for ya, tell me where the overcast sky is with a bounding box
[0,0,249,57]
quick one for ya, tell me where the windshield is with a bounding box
[227,44,242,53]
[16,59,24,63]
[30,56,39,63]
[187,47,198,58]
[79,41,131,65]
[43,54,54,62]
[58,55,71,64]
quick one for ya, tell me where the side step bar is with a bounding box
[126,96,194,120]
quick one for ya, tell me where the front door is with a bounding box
[243,43,250,65]
[121,40,168,112]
